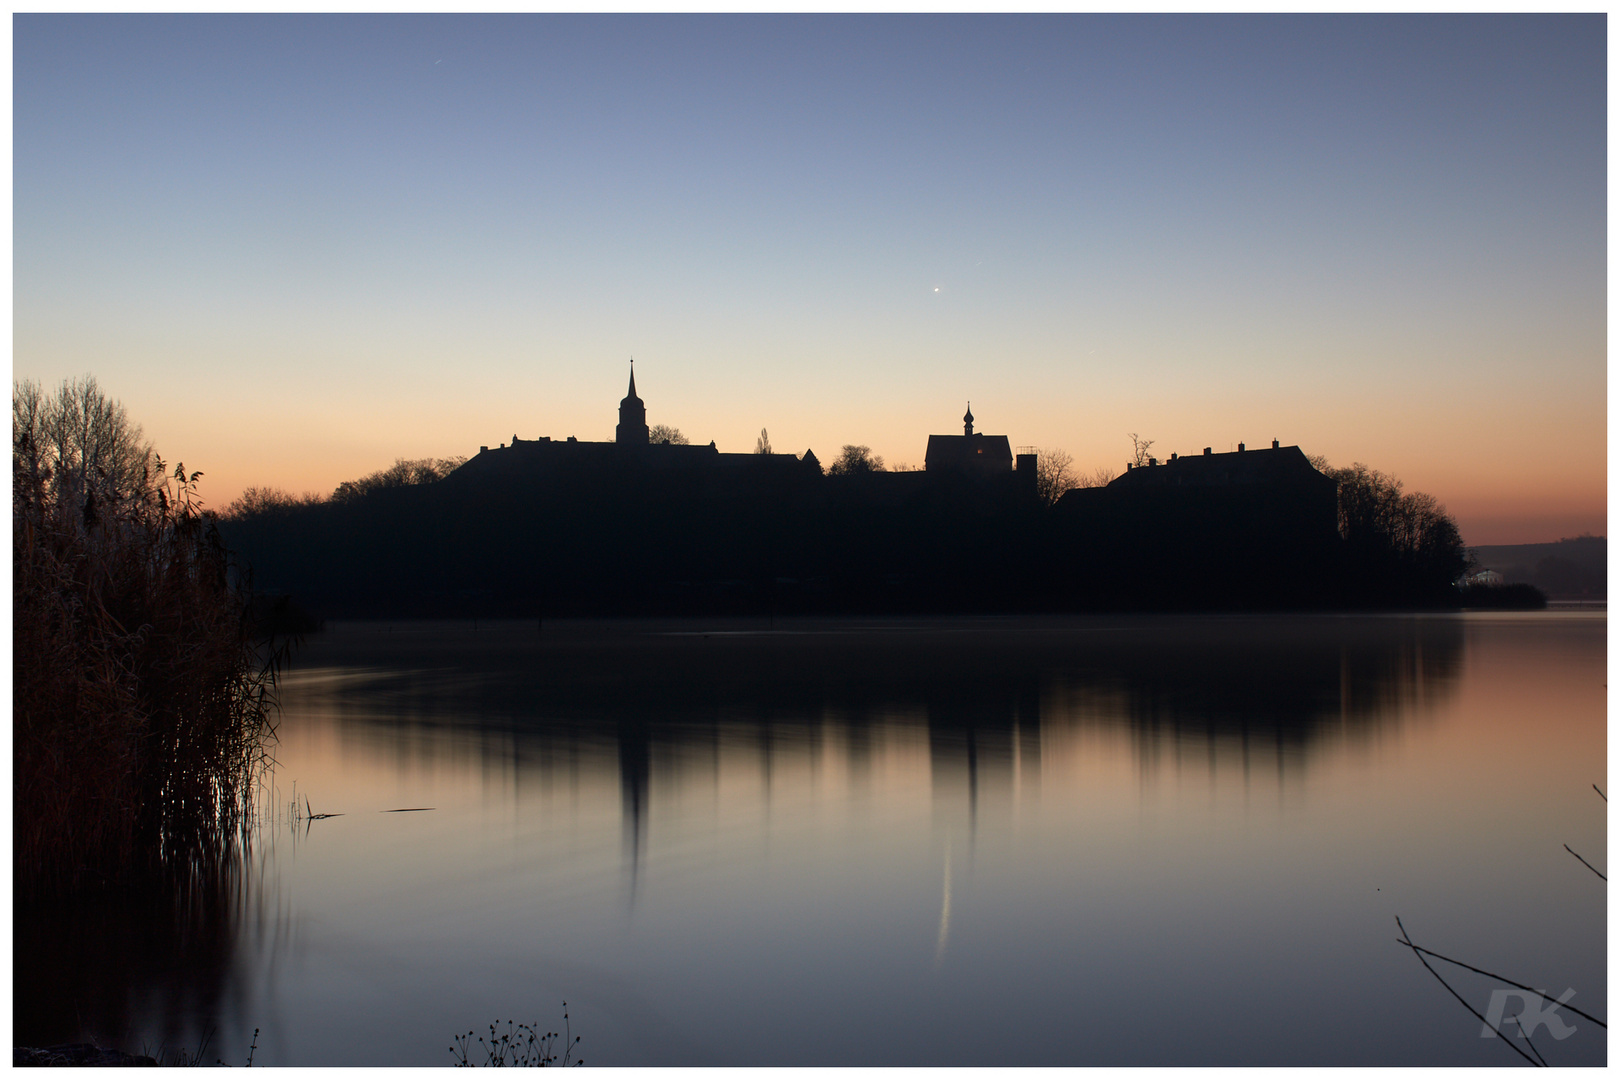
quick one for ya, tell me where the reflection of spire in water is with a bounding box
[619,721,650,912]
[966,728,978,845]
[933,840,952,969]
[761,724,774,805]
[1275,725,1286,803]
[1241,722,1251,798]
[1011,720,1021,811]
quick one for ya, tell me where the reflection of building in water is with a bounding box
[286,620,1465,914]
[925,672,1043,837]
[1036,617,1466,791]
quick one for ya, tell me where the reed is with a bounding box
[14,379,280,897]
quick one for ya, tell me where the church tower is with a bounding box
[616,361,649,445]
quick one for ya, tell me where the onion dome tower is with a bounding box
[616,360,649,445]
[963,402,974,436]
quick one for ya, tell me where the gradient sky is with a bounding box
[13,14,1607,544]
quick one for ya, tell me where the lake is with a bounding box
[17,612,1606,1065]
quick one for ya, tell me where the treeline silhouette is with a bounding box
[219,446,1472,618]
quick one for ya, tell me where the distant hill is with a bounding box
[1469,536,1605,600]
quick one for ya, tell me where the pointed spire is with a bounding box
[617,357,648,444]
[963,401,974,436]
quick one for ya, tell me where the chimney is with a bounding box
[1272,438,1279,449]
[1203,447,1211,456]
[1238,442,1245,452]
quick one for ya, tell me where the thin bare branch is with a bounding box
[1395,917,1541,1067]
[1563,843,1606,881]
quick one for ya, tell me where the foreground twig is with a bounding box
[1512,1015,1548,1068]
[1563,844,1605,881]
[1393,932,1605,1029]
[1395,916,1541,1067]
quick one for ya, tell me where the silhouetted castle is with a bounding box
[449,371,1343,546]
[455,365,1052,496]
[222,361,1430,616]
[437,366,1338,605]
[453,363,822,483]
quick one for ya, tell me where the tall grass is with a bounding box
[14,379,279,897]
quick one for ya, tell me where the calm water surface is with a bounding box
[23,613,1607,1065]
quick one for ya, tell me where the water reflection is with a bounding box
[15,862,250,1055]
[37,613,1599,1066]
[277,616,1468,918]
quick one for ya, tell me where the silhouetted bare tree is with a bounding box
[1128,433,1154,468]
[221,487,325,518]
[1076,465,1116,489]
[828,445,885,475]
[1035,448,1077,506]
[755,428,772,454]
[1326,463,1467,586]
[649,424,688,445]
[13,376,153,525]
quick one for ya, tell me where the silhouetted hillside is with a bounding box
[1470,536,1605,600]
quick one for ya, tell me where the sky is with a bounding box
[13,14,1607,545]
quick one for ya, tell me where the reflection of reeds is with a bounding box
[14,846,250,1049]
[14,450,280,897]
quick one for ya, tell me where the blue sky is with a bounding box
[14,14,1607,542]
